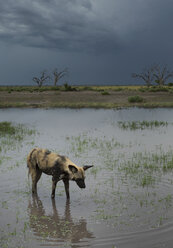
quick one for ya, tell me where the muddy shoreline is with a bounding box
[0,88,173,108]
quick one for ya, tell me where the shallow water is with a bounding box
[0,108,173,248]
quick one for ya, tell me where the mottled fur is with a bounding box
[27,148,93,199]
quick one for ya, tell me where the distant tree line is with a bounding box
[33,64,173,88]
[132,64,173,87]
[32,68,68,87]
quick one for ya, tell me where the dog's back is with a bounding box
[27,148,75,176]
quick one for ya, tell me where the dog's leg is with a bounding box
[31,172,37,194]
[63,179,70,200]
[31,169,42,194]
[51,177,58,199]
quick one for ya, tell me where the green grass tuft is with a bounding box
[128,95,144,103]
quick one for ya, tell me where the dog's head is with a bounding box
[68,164,93,189]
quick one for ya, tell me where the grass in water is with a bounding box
[118,150,173,187]
[0,121,35,140]
[0,121,36,162]
[0,122,35,138]
[0,122,17,135]
[69,134,122,157]
[118,120,168,130]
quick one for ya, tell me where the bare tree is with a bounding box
[33,70,50,87]
[153,64,173,86]
[53,68,68,86]
[132,65,155,87]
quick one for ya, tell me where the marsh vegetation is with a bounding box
[117,120,169,130]
[0,108,173,247]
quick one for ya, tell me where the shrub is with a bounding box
[148,86,169,92]
[101,91,110,95]
[63,83,77,91]
[81,86,93,91]
[139,87,148,92]
[128,95,144,103]
[114,87,123,91]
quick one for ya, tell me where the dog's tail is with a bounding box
[27,148,37,179]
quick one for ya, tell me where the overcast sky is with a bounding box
[0,0,173,85]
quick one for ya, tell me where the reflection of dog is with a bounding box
[28,196,94,244]
[27,148,93,199]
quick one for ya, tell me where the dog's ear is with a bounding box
[69,165,78,173]
[83,165,93,171]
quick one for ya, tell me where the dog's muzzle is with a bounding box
[76,179,86,188]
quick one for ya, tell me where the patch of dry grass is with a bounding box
[0,85,173,108]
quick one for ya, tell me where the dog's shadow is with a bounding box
[28,195,94,245]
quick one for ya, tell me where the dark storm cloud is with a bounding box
[1,0,173,85]
[0,0,121,52]
[1,0,173,54]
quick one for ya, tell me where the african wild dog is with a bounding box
[27,148,93,199]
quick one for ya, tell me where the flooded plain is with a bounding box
[0,108,173,248]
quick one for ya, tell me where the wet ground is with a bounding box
[1,108,173,247]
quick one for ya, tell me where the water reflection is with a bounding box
[28,196,94,247]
